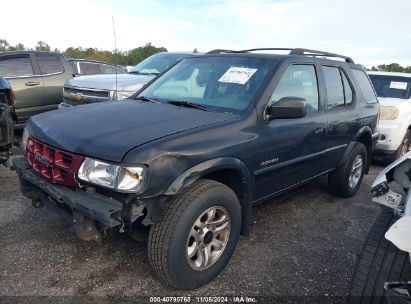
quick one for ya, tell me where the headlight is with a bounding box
[77,157,146,192]
[21,127,29,152]
[380,106,399,120]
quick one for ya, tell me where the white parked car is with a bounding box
[368,71,411,163]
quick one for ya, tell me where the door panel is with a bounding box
[322,66,358,167]
[254,64,327,201]
[37,53,67,106]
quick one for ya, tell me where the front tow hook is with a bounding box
[32,197,45,208]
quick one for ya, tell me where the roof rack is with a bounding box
[206,48,354,63]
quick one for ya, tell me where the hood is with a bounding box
[378,97,410,107]
[27,101,233,163]
[65,74,154,91]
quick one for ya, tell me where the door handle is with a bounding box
[25,81,40,87]
[314,127,324,134]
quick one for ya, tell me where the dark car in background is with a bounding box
[0,51,73,128]
[60,51,202,107]
[0,77,14,165]
[67,58,127,76]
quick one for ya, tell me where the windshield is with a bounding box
[135,56,275,113]
[129,53,191,75]
[369,74,411,99]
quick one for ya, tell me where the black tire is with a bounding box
[348,209,411,304]
[328,142,367,198]
[148,179,241,289]
[385,130,410,165]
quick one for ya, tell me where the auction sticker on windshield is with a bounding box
[390,81,408,90]
[219,67,257,85]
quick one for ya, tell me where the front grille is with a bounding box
[64,87,110,98]
[25,137,85,187]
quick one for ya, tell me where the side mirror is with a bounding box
[268,97,307,119]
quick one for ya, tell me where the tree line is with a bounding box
[1,39,410,72]
[0,39,167,66]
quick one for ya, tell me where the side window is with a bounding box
[101,64,124,74]
[351,69,378,104]
[323,66,344,109]
[341,71,353,105]
[79,62,101,75]
[271,64,319,111]
[0,56,34,77]
[37,54,64,75]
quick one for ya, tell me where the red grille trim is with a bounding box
[25,137,85,187]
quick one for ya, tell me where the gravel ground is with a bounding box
[0,151,384,302]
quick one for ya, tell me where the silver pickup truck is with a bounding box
[60,52,201,107]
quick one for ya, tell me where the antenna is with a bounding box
[112,17,118,100]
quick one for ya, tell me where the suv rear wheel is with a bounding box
[148,179,241,289]
[328,142,367,198]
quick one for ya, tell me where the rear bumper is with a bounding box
[13,156,123,228]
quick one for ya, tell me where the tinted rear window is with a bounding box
[369,75,411,99]
[0,56,34,77]
[37,54,64,75]
[351,69,378,104]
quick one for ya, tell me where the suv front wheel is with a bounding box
[148,179,241,289]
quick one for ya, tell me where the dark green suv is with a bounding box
[0,51,73,128]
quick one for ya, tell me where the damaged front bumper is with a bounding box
[13,156,124,243]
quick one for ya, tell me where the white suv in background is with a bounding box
[368,71,411,163]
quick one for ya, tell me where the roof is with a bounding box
[367,71,411,78]
[0,50,62,56]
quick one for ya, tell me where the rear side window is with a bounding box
[0,56,34,77]
[323,66,354,109]
[323,66,344,109]
[351,69,378,104]
[79,62,101,75]
[37,54,64,75]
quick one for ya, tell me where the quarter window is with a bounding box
[0,56,34,77]
[351,69,378,104]
[37,54,64,75]
[271,64,319,112]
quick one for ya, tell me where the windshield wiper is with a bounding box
[135,96,161,104]
[166,100,208,111]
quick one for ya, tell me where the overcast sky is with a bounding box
[2,0,410,67]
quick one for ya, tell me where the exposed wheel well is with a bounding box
[202,169,245,204]
[202,169,252,236]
